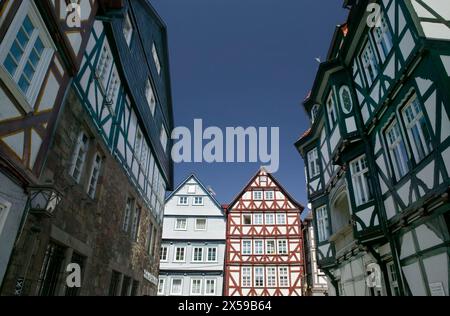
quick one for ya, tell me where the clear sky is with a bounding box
[151,0,349,208]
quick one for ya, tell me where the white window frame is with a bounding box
[190,279,202,296]
[267,267,277,287]
[96,40,113,90]
[157,278,165,295]
[160,126,168,152]
[193,196,204,206]
[122,197,134,232]
[242,267,252,287]
[204,279,216,296]
[277,240,288,255]
[123,12,133,46]
[206,247,218,262]
[265,213,275,225]
[195,218,207,231]
[152,42,162,75]
[187,184,197,194]
[106,67,120,107]
[307,148,320,178]
[278,267,289,287]
[178,196,188,206]
[276,213,286,225]
[311,104,320,123]
[87,152,102,199]
[170,278,183,296]
[372,14,393,62]
[265,190,274,201]
[254,240,264,255]
[192,247,204,262]
[360,39,379,87]
[174,247,186,262]
[266,240,276,255]
[145,79,156,116]
[130,205,141,241]
[69,131,89,183]
[259,175,268,186]
[351,155,372,206]
[242,240,252,255]
[253,190,263,201]
[174,218,187,231]
[160,246,168,262]
[326,90,338,130]
[0,0,56,112]
[385,120,409,181]
[316,206,330,243]
[253,213,263,225]
[402,96,433,163]
[254,267,265,288]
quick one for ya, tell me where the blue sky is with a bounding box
[151,0,348,208]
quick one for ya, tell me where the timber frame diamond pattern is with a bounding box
[225,169,305,296]
[296,0,450,296]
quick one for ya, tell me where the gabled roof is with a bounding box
[228,168,304,212]
[165,174,223,210]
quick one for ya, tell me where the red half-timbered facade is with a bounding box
[225,169,305,296]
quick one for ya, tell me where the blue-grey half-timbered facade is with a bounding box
[296,0,450,296]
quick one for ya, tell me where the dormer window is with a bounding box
[307,148,320,178]
[326,91,337,130]
[360,40,379,87]
[311,104,320,123]
[373,14,393,62]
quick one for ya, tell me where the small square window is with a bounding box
[193,197,204,206]
[253,191,263,200]
[243,215,252,225]
[265,191,274,200]
[178,197,188,206]
[195,218,207,231]
[175,218,187,231]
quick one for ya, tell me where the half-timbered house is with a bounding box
[0,0,174,296]
[296,0,450,296]
[224,168,305,296]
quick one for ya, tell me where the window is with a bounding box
[135,129,143,159]
[130,206,141,241]
[152,43,162,75]
[188,185,197,194]
[260,175,268,186]
[170,279,183,295]
[243,214,252,225]
[38,242,67,296]
[190,279,202,295]
[278,240,288,255]
[160,126,168,152]
[387,261,400,296]
[266,240,276,255]
[145,79,156,116]
[339,86,353,114]
[242,240,252,255]
[385,120,409,180]
[279,267,289,287]
[109,271,122,296]
[242,267,252,287]
[178,196,188,206]
[175,218,187,231]
[265,191,274,200]
[160,246,168,262]
[123,12,133,46]
[326,91,338,130]
[351,156,373,206]
[195,218,207,231]
[158,279,165,295]
[253,191,263,200]
[192,247,204,262]
[96,41,113,89]
[360,40,379,87]
[106,68,120,106]
[0,1,55,109]
[205,279,216,296]
[207,247,217,262]
[254,213,263,225]
[267,267,277,287]
[122,197,134,232]
[254,267,264,287]
[307,148,320,178]
[316,206,330,243]
[373,14,393,61]
[70,131,89,183]
[149,226,158,257]
[254,240,264,255]
[265,213,275,225]
[276,213,286,225]
[402,96,433,163]
[174,247,186,262]
[311,104,320,123]
[87,153,102,199]
[121,276,131,296]
[193,197,204,206]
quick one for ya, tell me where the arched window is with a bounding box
[339,86,353,114]
[311,104,320,123]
